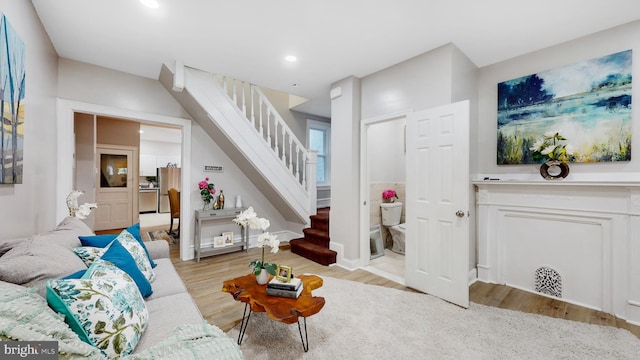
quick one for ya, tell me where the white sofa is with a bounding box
[0,217,242,359]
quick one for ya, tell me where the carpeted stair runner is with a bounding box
[290,207,336,265]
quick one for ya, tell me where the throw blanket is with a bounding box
[124,322,243,360]
[0,281,243,359]
[0,282,105,359]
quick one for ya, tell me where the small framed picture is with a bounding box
[276,265,292,282]
[213,236,225,248]
[222,231,234,246]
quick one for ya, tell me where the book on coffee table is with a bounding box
[266,283,304,299]
[267,277,301,291]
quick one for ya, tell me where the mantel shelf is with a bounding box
[472,180,640,187]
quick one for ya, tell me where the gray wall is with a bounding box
[58,58,190,119]
[477,20,640,178]
[0,1,59,236]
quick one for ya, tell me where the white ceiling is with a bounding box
[31,0,640,117]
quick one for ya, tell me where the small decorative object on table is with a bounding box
[213,236,225,248]
[223,231,234,246]
[382,189,398,203]
[530,130,573,180]
[66,190,97,219]
[218,190,225,209]
[276,265,292,282]
[198,177,216,210]
[233,207,280,284]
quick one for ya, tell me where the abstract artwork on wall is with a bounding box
[0,13,25,184]
[497,50,632,165]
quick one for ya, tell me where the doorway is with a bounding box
[360,112,408,284]
[56,100,192,261]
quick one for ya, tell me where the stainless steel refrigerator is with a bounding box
[157,167,181,213]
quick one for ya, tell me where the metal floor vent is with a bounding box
[534,266,562,298]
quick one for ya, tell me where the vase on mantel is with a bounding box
[255,267,269,285]
[539,160,570,180]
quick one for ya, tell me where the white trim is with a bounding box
[56,99,192,260]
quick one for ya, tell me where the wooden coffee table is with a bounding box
[222,274,325,352]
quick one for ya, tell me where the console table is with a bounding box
[194,207,248,262]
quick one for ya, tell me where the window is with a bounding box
[307,119,331,185]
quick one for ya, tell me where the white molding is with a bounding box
[56,99,193,261]
[475,183,636,323]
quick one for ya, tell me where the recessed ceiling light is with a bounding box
[284,55,297,62]
[139,130,144,134]
[140,0,159,9]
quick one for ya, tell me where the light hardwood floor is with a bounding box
[140,227,640,339]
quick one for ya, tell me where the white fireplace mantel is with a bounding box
[473,179,640,325]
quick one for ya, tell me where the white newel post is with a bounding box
[306,150,318,217]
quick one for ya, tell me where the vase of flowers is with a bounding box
[233,207,279,284]
[529,130,573,180]
[198,177,216,210]
[382,189,399,203]
[66,190,98,219]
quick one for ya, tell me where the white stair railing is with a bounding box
[216,75,309,190]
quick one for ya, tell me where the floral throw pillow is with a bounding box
[72,246,106,266]
[46,259,149,359]
[115,230,155,283]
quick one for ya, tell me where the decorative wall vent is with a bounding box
[534,266,562,298]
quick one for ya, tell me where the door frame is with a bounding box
[359,110,411,270]
[56,99,192,260]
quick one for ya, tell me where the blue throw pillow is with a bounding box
[101,239,153,297]
[78,234,116,247]
[63,270,86,279]
[79,223,157,268]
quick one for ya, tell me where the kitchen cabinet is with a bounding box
[140,155,156,176]
[140,155,181,176]
[139,189,158,213]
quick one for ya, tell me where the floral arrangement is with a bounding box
[529,130,573,163]
[382,189,398,200]
[66,190,98,219]
[233,207,280,275]
[198,177,216,207]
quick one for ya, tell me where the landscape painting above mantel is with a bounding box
[497,49,632,165]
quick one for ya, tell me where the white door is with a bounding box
[405,100,470,308]
[95,146,135,231]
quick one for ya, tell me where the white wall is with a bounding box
[58,58,190,119]
[476,20,640,179]
[361,44,455,119]
[330,76,361,264]
[0,1,59,237]
[190,123,288,235]
[367,120,406,183]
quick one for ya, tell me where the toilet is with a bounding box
[380,202,406,255]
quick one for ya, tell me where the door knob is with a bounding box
[455,210,465,218]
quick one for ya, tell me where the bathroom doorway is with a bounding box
[360,112,407,284]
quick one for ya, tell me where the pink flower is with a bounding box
[382,189,398,199]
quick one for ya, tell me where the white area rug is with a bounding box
[227,277,640,359]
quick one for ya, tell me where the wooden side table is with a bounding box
[222,274,325,352]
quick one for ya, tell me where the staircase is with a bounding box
[159,63,316,223]
[290,207,336,266]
